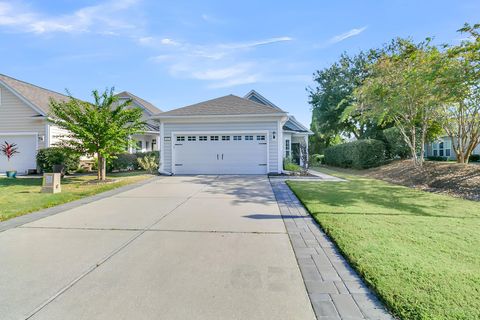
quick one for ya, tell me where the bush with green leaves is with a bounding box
[426,156,448,161]
[383,127,410,159]
[310,154,325,166]
[324,139,386,169]
[468,154,480,162]
[283,158,302,172]
[36,147,80,174]
[137,155,159,174]
[107,151,159,172]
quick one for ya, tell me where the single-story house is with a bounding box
[424,135,480,160]
[0,74,161,174]
[153,90,312,175]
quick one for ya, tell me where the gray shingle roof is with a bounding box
[115,91,162,114]
[283,116,311,133]
[0,73,70,115]
[158,94,286,117]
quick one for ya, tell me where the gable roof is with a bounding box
[244,89,283,111]
[156,94,287,117]
[115,91,162,114]
[283,116,312,133]
[0,73,70,115]
[244,90,312,134]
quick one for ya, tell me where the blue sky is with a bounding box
[0,0,478,126]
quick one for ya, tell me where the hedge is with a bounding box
[107,151,159,172]
[324,139,386,169]
[36,147,80,174]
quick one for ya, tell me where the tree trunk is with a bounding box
[97,155,107,181]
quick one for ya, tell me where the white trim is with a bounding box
[159,122,164,172]
[277,119,283,173]
[283,130,313,135]
[153,113,287,119]
[0,131,39,135]
[0,79,47,116]
[171,130,269,175]
[45,123,50,147]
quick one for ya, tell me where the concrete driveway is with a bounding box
[0,176,315,320]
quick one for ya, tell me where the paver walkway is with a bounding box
[270,178,394,320]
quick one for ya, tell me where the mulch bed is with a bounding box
[363,160,480,201]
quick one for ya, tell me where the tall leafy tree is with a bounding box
[438,23,480,163]
[49,88,146,181]
[354,38,445,167]
[308,50,381,147]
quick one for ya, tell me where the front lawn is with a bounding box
[0,172,152,222]
[288,167,480,320]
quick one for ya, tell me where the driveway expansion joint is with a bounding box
[269,178,394,320]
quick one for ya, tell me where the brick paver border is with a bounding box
[270,178,394,320]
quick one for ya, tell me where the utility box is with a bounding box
[41,173,62,194]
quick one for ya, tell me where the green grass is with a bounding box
[0,172,152,222]
[288,167,480,320]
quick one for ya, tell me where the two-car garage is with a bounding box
[172,132,269,175]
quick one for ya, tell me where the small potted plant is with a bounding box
[1,141,19,178]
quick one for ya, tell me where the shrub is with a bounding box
[107,151,160,172]
[137,155,159,174]
[426,156,448,161]
[310,154,324,166]
[324,139,386,169]
[36,147,80,174]
[283,158,302,172]
[468,154,480,162]
[383,127,410,159]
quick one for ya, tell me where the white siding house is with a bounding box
[154,92,311,175]
[0,74,161,174]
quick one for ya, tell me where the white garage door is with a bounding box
[0,134,37,174]
[173,133,268,174]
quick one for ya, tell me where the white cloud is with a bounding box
[0,0,140,34]
[329,26,367,44]
[160,38,179,46]
[148,36,294,88]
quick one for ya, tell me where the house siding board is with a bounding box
[162,121,279,173]
[0,84,46,149]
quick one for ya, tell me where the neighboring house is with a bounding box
[114,91,162,153]
[0,74,161,174]
[153,91,312,175]
[425,135,480,160]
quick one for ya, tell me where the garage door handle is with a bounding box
[217,154,219,160]
[221,154,224,160]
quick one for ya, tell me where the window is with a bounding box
[222,135,230,141]
[188,136,196,141]
[256,135,266,141]
[136,140,142,150]
[176,136,185,141]
[210,135,219,141]
[145,141,150,150]
[245,135,253,141]
[433,150,438,156]
[199,136,207,141]
[233,135,242,141]
[285,139,290,157]
[445,149,451,157]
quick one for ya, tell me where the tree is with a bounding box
[354,38,445,167]
[49,88,146,181]
[438,23,480,163]
[308,50,382,145]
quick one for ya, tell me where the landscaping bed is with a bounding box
[287,168,480,320]
[314,160,480,201]
[0,172,152,222]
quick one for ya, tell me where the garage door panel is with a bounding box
[174,133,268,175]
[0,134,37,174]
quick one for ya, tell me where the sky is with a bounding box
[0,0,478,127]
